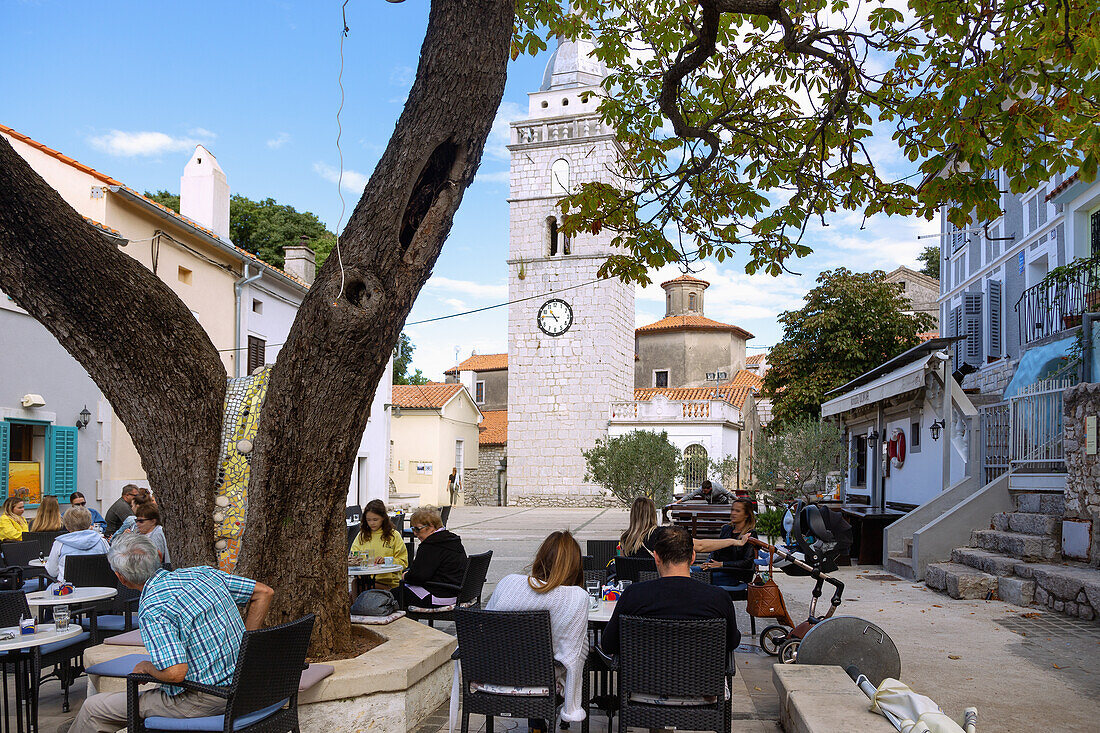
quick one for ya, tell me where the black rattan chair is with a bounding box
[0,588,92,712]
[22,531,65,554]
[65,553,139,638]
[126,614,315,732]
[586,540,618,574]
[406,550,493,627]
[347,523,360,552]
[1,540,50,591]
[455,608,559,733]
[616,616,732,733]
[346,505,362,524]
[636,568,711,584]
[612,556,656,583]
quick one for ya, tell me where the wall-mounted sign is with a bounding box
[414,462,434,476]
[705,371,729,381]
[1087,415,1097,455]
[1018,251,1025,275]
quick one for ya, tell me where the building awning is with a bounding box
[821,355,933,418]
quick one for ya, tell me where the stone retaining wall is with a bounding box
[1063,382,1100,566]
[465,444,505,506]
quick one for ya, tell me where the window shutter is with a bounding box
[849,434,858,484]
[951,306,963,364]
[48,425,78,498]
[987,281,1002,359]
[1091,210,1100,257]
[964,292,983,364]
[0,422,9,503]
[247,336,266,373]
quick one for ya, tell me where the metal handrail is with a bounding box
[1015,255,1100,345]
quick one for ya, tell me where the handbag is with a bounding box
[0,566,24,591]
[351,589,399,617]
[745,549,793,626]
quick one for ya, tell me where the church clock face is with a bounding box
[537,298,573,336]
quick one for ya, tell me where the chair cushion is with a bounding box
[144,699,288,731]
[82,615,136,632]
[86,653,152,678]
[408,600,477,614]
[39,630,92,655]
[629,692,718,706]
[299,664,334,692]
[470,682,551,697]
[104,628,145,646]
[351,611,405,625]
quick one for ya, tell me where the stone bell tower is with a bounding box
[505,34,634,506]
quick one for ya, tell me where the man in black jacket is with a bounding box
[399,507,467,608]
[104,484,139,536]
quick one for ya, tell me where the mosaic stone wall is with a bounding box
[215,366,271,571]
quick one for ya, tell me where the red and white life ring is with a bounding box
[887,428,907,468]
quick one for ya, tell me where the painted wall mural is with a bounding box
[215,366,271,571]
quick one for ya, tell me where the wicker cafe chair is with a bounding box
[22,531,65,554]
[0,588,93,712]
[583,569,608,590]
[612,556,656,583]
[617,616,732,733]
[126,613,315,733]
[347,523,360,552]
[586,540,618,574]
[406,550,493,627]
[454,608,559,733]
[1,540,50,591]
[65,553,140,638]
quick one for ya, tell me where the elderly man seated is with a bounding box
[600,525,740,658]
[69,533,274,733]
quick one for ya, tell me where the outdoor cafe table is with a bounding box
[0,623,83,733]
[347,564,402,592]
[28,557,47,567]
[584,600,617,733]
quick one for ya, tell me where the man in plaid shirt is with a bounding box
[70,533,274,732]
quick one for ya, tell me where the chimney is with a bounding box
[179,146,230,240]
[283,235,316,285]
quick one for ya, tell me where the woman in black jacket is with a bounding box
[698,498,758,586]
[399,507,468,608]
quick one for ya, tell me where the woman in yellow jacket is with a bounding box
[0,497,29,541]
[349,499,408,590]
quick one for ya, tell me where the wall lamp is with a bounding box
[76,405,92,429]
[929,419,946,441]
[867,430,879,442]
[385,404,402,418]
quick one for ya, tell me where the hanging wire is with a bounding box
[331,0,352,305]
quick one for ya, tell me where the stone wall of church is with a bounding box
[465,444,506,506]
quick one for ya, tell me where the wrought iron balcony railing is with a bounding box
[1015,255,1100,345]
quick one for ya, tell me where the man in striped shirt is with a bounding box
[70,534,274,733]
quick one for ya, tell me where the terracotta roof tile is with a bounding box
[746,354,766,365]
[728,369,763,390]
[636,315,754,339]
[82,216,121,237]
[1,124,309,290]
[1046,172,1078,201]
[478,410,508,446]
[444,353,508,375]
[633,385,755,410]
[392,383,466,409]
[916,331,939,342]
[660,273,710,288]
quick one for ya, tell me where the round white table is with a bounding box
[0,623,84,733]
[347,564,402,592]
[26,586,117,607]
[588,600,616,624]
[28,558,47,567]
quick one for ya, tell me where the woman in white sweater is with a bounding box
[485,530,590,731]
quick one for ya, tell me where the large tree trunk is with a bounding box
[0,139,224,567]
[237,0,513,654]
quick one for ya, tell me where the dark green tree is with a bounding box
[916,246,941,280]
[144,191,335,268]
[763,268,936,425]
[393,332,429,385]
[751,419,846,504]
[584,430,682,506]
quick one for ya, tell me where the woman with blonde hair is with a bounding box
[0,497,28,541]
[399,507,467,609]
[30,495,63,532]
[485,531,589,731]
[619,496,659,557]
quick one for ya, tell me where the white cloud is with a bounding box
[474,170,511,185]
[425,276,507,301]
[485,101,525,161]
[188,127,217,139]
[389,65,414,87]
[313,162,369,194]
[267,132,291,149]
[443,298,467,310]
[88,129,212,157]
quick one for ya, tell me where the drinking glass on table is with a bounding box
[54,605,71,631]
[586,581,601,610]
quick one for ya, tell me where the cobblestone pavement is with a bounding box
[29,506,1100,732]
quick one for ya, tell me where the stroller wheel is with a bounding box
[778,638,800,664]
[759,625,788,656]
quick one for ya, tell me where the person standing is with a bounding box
[104,484,139,536]
[0,497,28,541]
[69,533,274,732]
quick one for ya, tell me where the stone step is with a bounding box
[950,547,1024,577]
[1014,491,1065,515]
[971,529,1059,561]
[991,512,1062,537]
[1009,472,1067,492]
[903,537,913,558]
[885,553,914,580]
[998,576,1037,607]
[926,562,998,600]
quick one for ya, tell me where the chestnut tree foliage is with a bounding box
[515,0,1100,283]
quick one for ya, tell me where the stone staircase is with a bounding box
[925,482,1100,621]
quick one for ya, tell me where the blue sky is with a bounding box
[2,1,938,379]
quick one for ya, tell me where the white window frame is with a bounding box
[653,369,670,388]
[475,380,485,405]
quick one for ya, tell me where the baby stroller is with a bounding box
[751,502,852,662]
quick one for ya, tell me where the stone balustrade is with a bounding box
[511,115,609,145]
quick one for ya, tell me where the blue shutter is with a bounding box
[48,425,78,498]
[964,292,983,364]
[0,422,9,504]
[987,281,1003,359]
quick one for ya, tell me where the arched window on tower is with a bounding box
[547,216,559,257]
[550,159,570,196]
[689,293,697,311]
[683,444,709,489]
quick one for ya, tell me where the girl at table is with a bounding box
[618,496,659,558]
[30,495,63,532]
[695,498,757,586]
[484,530,589,733]
[0,497,28,541]
[350,499,408,590]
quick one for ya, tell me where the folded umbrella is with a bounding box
[870,677,967,733]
